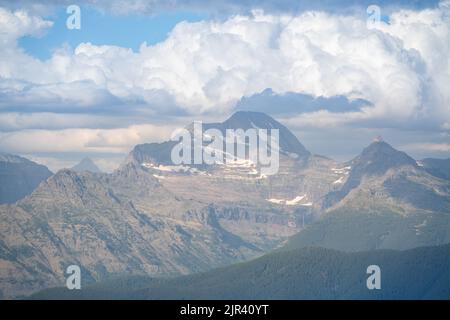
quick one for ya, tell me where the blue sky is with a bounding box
[16,0,436,61]
[19,6,205,60]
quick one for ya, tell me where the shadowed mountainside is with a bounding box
[0,153,52,204]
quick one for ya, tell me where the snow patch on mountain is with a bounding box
[266,194,312,206]
[142,162,203,174]
[331,166,351,174]
[333,176,345,184]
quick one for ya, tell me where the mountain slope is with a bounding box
[420,158,450,180]
[0,153,52,204]
[31,244,450,300]
[1,163,278,299]
[323,140,418,208]
[285,140,450,252]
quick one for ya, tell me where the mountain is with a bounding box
[347,139,417,179]
[0,112,336,299]
[124,112,338,215]
[285,140,450,252]
[0,153,52,204]
[323,139,418,207]
[4,113,449,300]
[0,163,277,299]
[125,111,310,167]
[419,158,450,180]
[71,158,102,173]
[31,244,450,300]
[203,111,311,158]
[121,113,345,257]
[125,141,177,166]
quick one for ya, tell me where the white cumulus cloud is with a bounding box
[0,3,450,166]
[1,6,449,126]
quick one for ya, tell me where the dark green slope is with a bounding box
[284,207,450,252]
[31,245,450,300]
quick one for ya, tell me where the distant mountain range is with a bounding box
[0,153,52,204]
[32,244,450,300]
[0,112,329,299]
[71,158,102,173]
[1,111,450,299]
[419,158,450,180]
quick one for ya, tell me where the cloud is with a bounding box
[403,142,450,153]
[1,5,449,128]
[0,3,450,165]
[0,7,52,42]
[0,80,123,111]
[235,88,371,115]
[0,124,174,154]
[26,154,124,173]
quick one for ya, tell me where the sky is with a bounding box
[0,0,449,172]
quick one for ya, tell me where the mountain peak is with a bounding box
[0,152,32,164]
[362,139,409,158]
[353,139,417,176]
[364,139,396,153]
[186,111,278,133]
[224,111,286,130]
[323,140,420,208]
[373,135,384,143]
[211,111,311,157]
[226,111,273,124]
[71,157,102,173]
[131,111,311,167]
